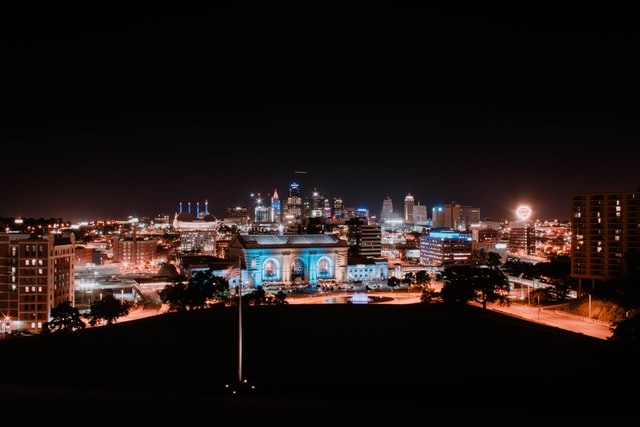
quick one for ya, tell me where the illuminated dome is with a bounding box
[173,212,217,230]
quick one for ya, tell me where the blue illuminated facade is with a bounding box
[228,234,350,288]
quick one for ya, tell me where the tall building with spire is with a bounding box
[270,189,281,223]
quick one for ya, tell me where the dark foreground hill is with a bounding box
[1,303,636,425]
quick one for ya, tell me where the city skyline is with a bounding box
[3,11,639,223]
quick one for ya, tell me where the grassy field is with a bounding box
[0,302,636,424]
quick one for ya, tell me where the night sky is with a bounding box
[2,10,639,223]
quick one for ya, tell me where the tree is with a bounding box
[403,272,415,285]
[387,276,402,290]
[242,286,267,306]
[439,264,510,309]
[467,248,490,267]
[468,248,503,269]
[239,287,289,306]
[41,300,86,334]
[439,266,476,305]
[415,270,430,286]
[88,294,131,326]
[158,269,231,311]
[420,287,441,304]
[271,290,289,305]
[472,267,511,309]
[608,312,640,350]
[487,251,502,268]
[158,280,188,312]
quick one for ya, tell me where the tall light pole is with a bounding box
[588,293,592,319]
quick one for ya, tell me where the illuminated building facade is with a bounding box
[346,219,382,259]
[571,191,640,294]
[284,182,303,228]
[172,201,218,255]
[419,229,472,267]
[331,197,344,219]
[110,234,161,270]
[270,189,281,223]
[380,196,394,222]
[227,233,349,288]
[508,220,535,256]
[404,193,415,223]
[413,203,428,225]
[0,232,75,334]
[470,224,509,264]
[431,202,480,231]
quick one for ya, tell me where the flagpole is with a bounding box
[237,256,242,383]
[225,254,255,395]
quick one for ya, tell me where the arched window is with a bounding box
[263,258,279,281]
[265,260,275,277]
[317,257,331,278]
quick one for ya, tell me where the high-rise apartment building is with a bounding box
[0,233,75,334]
[571,191,640,295]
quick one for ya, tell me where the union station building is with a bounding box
[227,233,350,288]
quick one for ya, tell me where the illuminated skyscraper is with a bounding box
[309,188,324,218]
[381,196,394,222]
[404,193,415,223]
[413,202,428,224]
[270,189,281,223]
[332,197,344,219]
[284,182,303,228]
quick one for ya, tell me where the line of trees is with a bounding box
[42,294,133,334]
